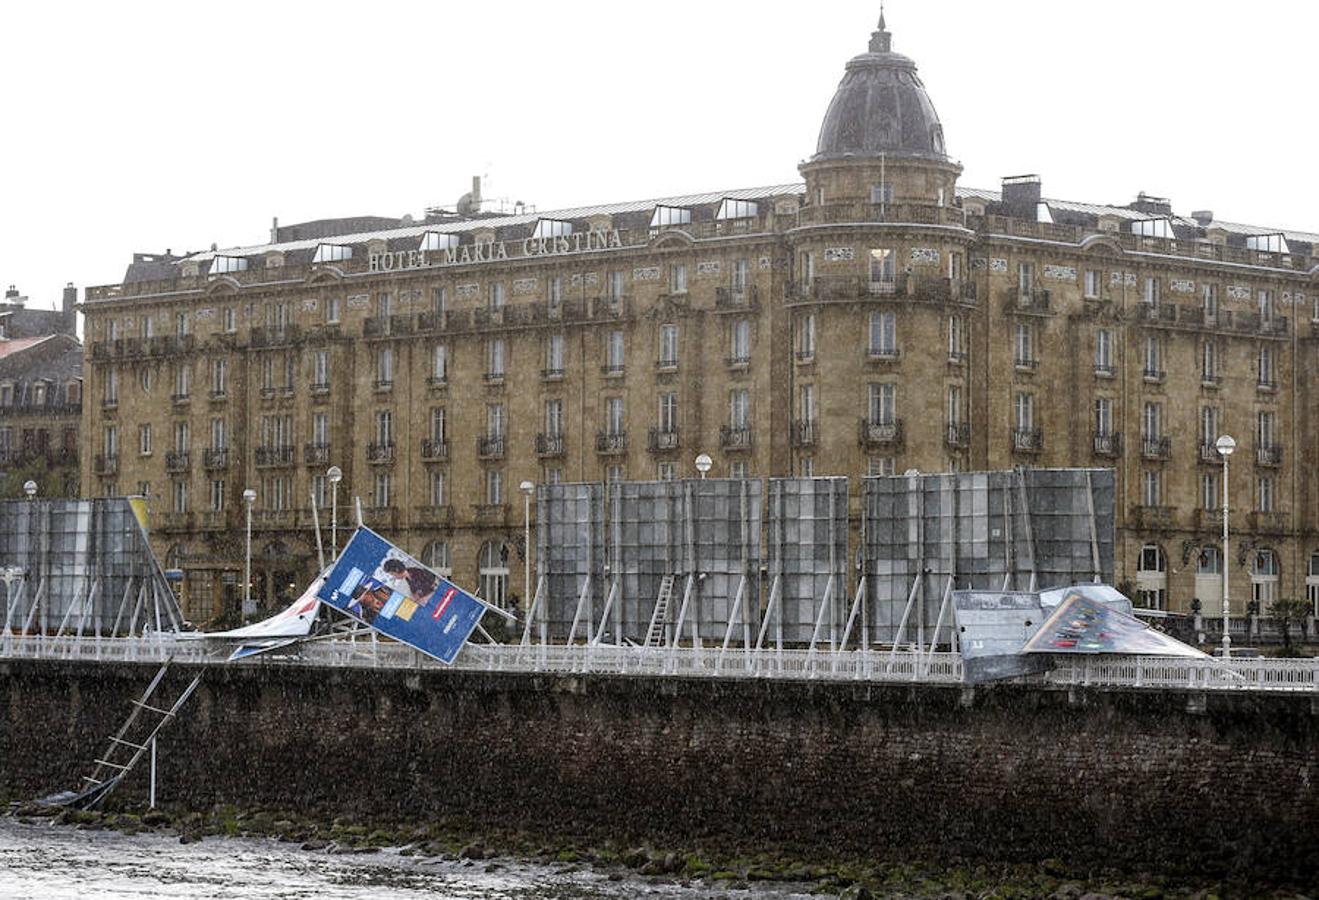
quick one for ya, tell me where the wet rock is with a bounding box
[458,841,486,860]
[839,887,874,900]
[142,809,169,827]
[301,839,329,851]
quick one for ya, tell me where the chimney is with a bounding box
[4,285,17,302]
[1001,175,1042,217]
[471,176,482,208]
[1130,192,1173,216]
[63,283,77,314]
[271,216,280,243]
[1191,210,1214,227]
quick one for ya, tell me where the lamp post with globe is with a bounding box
[1216,434,1236,658]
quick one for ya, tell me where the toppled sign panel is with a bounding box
[317,528,485,664]
[955,584,1205,684]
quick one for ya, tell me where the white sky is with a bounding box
[3,0,1317,310]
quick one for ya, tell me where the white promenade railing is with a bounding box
[0,633,1316,693]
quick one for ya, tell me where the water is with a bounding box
[0,819,816,899]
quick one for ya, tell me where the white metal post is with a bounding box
[243,490,256,620]
[1222,442,1232,658]
[149,737,157,809]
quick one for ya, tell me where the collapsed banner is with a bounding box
[317,528,485,664]
[1023,591,1206,658]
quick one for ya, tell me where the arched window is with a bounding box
[478,541,509,610]
[1135,543,1167,611]
[1251,549,1279,610]
[423,541,452,578]
[1196,547,1221,575]
[1307,552,1319,616]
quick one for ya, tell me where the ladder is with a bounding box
[644,575,676,648]
[52,658,204,810]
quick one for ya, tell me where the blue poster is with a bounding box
[317,528,486,665]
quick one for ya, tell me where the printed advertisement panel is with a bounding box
[317,528,485,664]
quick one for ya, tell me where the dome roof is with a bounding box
[812,15,948,163]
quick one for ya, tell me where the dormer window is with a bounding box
[66,381,80,405]
[1244,233,1289,255]
[312,243,353,264]
[532,219,573,239]
[716,198,759,221]
[1131,218,1175,239]
[649,206,692,229]
[33,383,46,406]
[419,232,460,252]
[210,255,249,275]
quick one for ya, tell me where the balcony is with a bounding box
[945,423,971,450]
[417,311,449,332]
[596,431,627,455]
[1201,374,1221,389]
[720,426,754,451]
[203,449,229,470]
[366,442,396,464]
[1012,288,1052,315]
[655,357,679,372]
[1131,505,1175,532]
[866,347,901,363]
[164,450,191,473]
[483,371,506,386]
[795,201,966,229]
[1198,443,1221,464]
[414,505,453,527]
[149,335,196,356]
[791,420,818,448]
[1093,364,1116,378]
[303,443,331,466]
[156,512,193,532]
[714,285,760,310]
[600,364,625,378]
[1249,511,1288,535]
[1195,508,1223,533]
[208,389,228,403]
[648,428,680,452]
[1140,436,1172,460]
[474,504,509,527]
[101,397,119,412]
[1142,368,1167,385]
[426,375,448,389]
[352,506,394,531]
[363,315,415,339]
[1257,378,1278,393]
[541,367,565,382]
[1256,444,1283,467]
[255,446,295,468]
[947,350,967,365]
[1012,428,1044,454]
[250,325,301,349]
[421,439,450,462]
[1013,358,1038,373]
[198,511,227,532]
[94,454,119,476]
[171,392,191,406]
[858,419,904,449]
[725,354,751,369]
[1092,432,1122,458]
[478,436,505,460]
[536,433,565,458]
[374,379,394,393]
[310,382,331,396]
[253,509,296,529]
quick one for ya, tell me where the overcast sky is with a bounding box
[3,0,1316,311]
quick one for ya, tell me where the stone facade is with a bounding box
[77,16,1319,624]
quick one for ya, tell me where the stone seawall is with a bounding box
[1,660,1316,880]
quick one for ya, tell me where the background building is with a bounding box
[0,284,82,498]
[79,17,1319,625]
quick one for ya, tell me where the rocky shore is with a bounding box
[4,798,1308,899]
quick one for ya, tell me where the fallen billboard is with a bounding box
[317,528,485,664]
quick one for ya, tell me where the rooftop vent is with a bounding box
[1130,192,1173,216]
[1001,174,1041,207]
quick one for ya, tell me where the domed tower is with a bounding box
[800,12,961,211]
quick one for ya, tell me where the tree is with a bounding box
[1267,596,1311,657]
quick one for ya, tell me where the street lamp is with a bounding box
[1216,434,1236,659]
[242,488,257,620]
[520,481,534,617]
[694,454,712,480]
[22,480,36,500]
[327,466,343,562]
